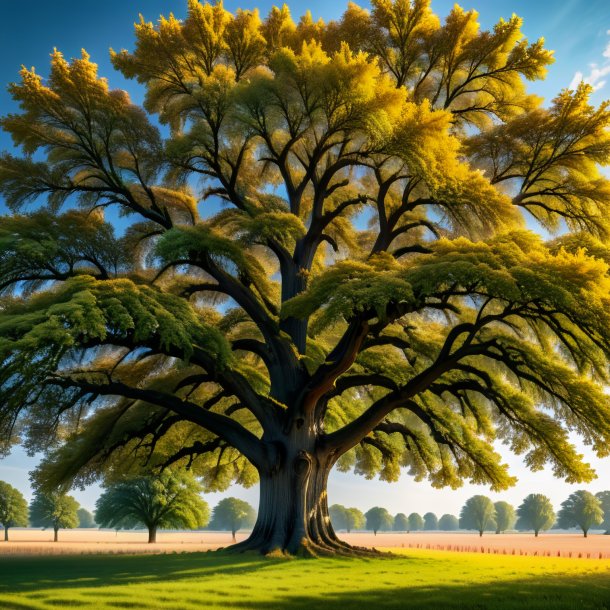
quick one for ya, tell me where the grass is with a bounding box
[0,549,609,609]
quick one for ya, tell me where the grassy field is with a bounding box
[1,549,610,609]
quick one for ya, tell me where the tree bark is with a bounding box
[535,530,539,537]
[148,526,157,544]
[584,530,588,538]
[231,529,237,543]
[229,438,377,557]
[4,527,8,542]
[54,527,58,542]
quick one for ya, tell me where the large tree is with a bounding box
[2,0,610,556]
[393,512,409,531]
[209,497,256,541]
[438,514,459,531]
[94,470,209,543]
[557,490,603,538]
[408,512,424,532]
[0,481,28,541]
[459,495,495,536]
[515,493,555,537]
[29,491,79,542]
[423,512,438,530]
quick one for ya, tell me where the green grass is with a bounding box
[1,549,610,609]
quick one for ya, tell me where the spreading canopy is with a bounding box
[0,481,28,540]
[557,490,603,537]
[459,495,495,535]
[29,491,79,541]
[1,0,610,555]
[94,470,210,542]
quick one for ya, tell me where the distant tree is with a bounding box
[345,508,366,533]
[209,498,256,542]
[393,513,409,532]
[423,512,438,531]
[408,513,424,532]
[438,514,459,531]
[595,491,610,534]
[0,482,28,541]
[77,508,95,528]
[493,501,516,534]
[557,491,603,538]
[365,507,393,535]
[459,496,495,537]
[329,504,349,531]
[516,494,555,537]
[95,471,209,543]
[29,491,79,542]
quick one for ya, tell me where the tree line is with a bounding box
[0,472,256,542]
[331,491,610,537]
[3,474,608,542]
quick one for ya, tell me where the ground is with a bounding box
[1,549,610,609]
[2,530,610,558]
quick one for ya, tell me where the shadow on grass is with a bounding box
[1,552,610,609]
[0,552,271,592]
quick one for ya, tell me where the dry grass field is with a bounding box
[2,529,610,558]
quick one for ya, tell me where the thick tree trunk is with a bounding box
[229,442,377,557]
[479,531,483,537]
[54,527,58,542]
[4,527,8,542]
[535,530,539,537]
[584,530,588,538]
[148,526,157,544]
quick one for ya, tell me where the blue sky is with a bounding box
[1,1,610,516]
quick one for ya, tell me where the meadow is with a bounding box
[1,548,610,609]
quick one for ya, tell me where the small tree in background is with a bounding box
[329,504,349,531]
[365,507,393,535]
[516,494,555,537]
[95,470,209,543]
[77,508,95,528]
[209,497,256,542]
[438,514,459,531]
[423,512,438,531]
[393,513,409,532]
[493,501,516,534]
[595,491,610,534]
[29,491,79,542]
[408,513,424,532]
[557,491,603,538]
[459,496,495,537]
[0,481,28,541]
[345,508,366,533]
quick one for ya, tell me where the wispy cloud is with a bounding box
[569,29,610,92]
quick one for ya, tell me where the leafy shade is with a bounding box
[29,491,79,542]
[1,0,610,556]
[557,490,603,537]
[515,494,555,536]
[0,481,28,541]
[94,470,209,543]
[459,495,495,536]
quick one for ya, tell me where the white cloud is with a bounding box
[570,30,610,92]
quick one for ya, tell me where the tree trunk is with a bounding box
[148,526,157,544]
[479,531,483,537]
[229,442,376,557]
[231,529,237,543]
[4,527,8,542]
[535,530,539,537]
[584,530,588,538]
[54,527,58,542]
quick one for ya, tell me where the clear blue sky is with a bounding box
[1,1,610,516]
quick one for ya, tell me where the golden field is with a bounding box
[2,529,610,558]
